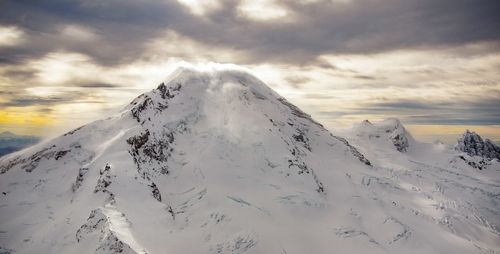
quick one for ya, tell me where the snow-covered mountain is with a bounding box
[0,67,499,254]
[349,118,414,152]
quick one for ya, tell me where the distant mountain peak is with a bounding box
[456,130,500,160]
[353,118,413,152]
[0,131,17,138]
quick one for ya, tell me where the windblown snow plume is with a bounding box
[0,66,499,254]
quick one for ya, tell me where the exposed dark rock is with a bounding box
[277,97,324,128]
[76,209,139,254]
[457,155,488,170]
[211,234,257,254]
[160,166,169,175]
[456,130,500,160]
[150,182,162,202]
[392,133,409,152]
[63,126,84,136]
[76,209,107,243]
[131,96,152,123]
[55,150,71,160]
[331,135,372,166]
[0,145,57,174]
[384,119,410,152]
[293,128,312,152]
[167,205,175,220]
[72,167,89,191]
[97,233,135,254]
[127,131,150,153]
[157,82,181,100]
[287,158,325,194]
[127,130,174,178]
[288,159,309,174]
[312,170,325,193]
[94,164,113,193]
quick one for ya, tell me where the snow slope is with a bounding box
[1,66,499,254]
[340,118,500,253]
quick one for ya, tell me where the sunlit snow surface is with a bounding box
[0,67,499,254]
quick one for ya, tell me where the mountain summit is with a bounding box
[456,130,500,160]
[351,118,414,152]
[0,66,499,254]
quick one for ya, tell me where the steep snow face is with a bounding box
[350,118,414,152]
[0,67,499,254]
[456,130,500,160]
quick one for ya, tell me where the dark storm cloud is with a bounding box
[0,0,192,65]
[0,0,499,65]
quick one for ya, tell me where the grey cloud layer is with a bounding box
[318,94,500,125]
[0,0,499,130]
[1,0,499,65]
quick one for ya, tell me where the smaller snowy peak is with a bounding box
[456,130,500,160]
[352,118,413,152]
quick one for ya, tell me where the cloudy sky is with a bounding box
[0,0,499,143]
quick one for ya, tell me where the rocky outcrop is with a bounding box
[456,130,500,160]
[72,167,89,191]
[383,119,411,152]
[76,209,139,254]
[331,135,372,166]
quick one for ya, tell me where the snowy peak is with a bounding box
[121,66,371,190]
[131,67,279,105]
[127,67,309,125]
[124,66,332,154]
[352,118,413,152]
[456,130,500,160]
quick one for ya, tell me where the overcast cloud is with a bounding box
[0,0,499,141]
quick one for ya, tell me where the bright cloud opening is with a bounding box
[237,0,289,21]
[0,26,24,47]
